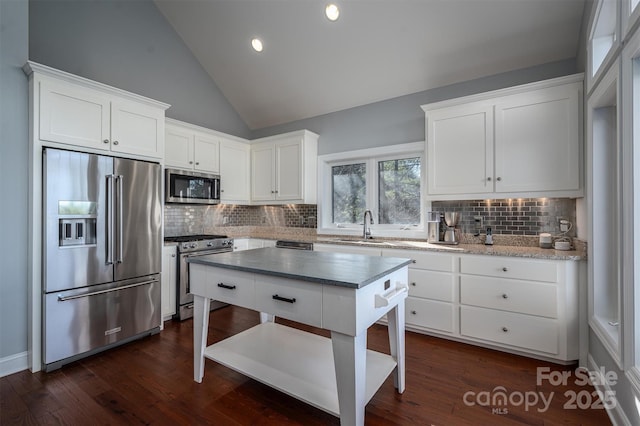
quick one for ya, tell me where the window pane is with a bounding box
[378,157,421,224]
[332,163,366,223]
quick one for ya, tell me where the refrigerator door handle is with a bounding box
[105,175,114,265]
[116,175,124,264]
[56,278,159,302]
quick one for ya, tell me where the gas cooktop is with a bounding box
[164,234,227,243]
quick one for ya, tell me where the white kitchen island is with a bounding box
[188,247,411,426]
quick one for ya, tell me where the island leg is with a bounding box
[193,295,210,383]
[387,301,406,393]
[331,331,367,426]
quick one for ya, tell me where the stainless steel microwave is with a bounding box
[165,168,220,204]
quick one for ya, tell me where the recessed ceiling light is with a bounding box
[325,3,340,21]
[251,38,263,52]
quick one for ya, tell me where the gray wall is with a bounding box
[29,0,251,138]
[252,59,578,155]
[0,0,29,359]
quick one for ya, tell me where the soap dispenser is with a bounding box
[485,227,493,245]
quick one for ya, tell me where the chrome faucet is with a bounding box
[363,210,374,239]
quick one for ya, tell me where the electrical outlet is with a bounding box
[473,216,483,229]
[223,216,229,224]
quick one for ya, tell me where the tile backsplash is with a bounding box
[164,204,317,236]
[431,198,576,236]
[164,198,576,238]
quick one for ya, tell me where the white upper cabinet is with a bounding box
[28,62,168,159]
[165,120,220,173]
[494,85,580,193]
[220,138,251,203]
[426,104,493,195]
[423,75,583,200]
[250,130,318,204]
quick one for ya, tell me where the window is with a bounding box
[378,157,421,224]
[319,142,425,237]
[332,163,366,223]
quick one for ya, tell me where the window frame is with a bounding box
[317,142,425,238]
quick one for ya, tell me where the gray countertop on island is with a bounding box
[187,247,412,289]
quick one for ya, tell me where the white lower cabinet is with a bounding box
[161,245,177,321]
[460,306,559,355]
[458,255,579,361]
[384,249,456,334]
[378,248,579,363]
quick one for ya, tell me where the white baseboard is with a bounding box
[587,354,632,426]
[0,351,29,378]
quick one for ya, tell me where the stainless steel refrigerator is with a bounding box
[43,148,162,370]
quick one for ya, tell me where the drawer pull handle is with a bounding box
[272,294,296,303]
[502,267,508,272]
[502,293,508,299]
[411,310,417,315]
[411,282,416,286]
[502,327,509,333]
[217,283,236,290]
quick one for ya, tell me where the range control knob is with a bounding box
[207,242,214,247]
[182,243,189,250]
[190,242,198,249]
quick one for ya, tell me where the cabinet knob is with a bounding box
[487,177,492,181]
[275,190,278,193]
[113,140,119,145]
[496,176,502,181]
[502,267,508,272]
[221,189,225,192]
[196,162,199,165]
[189,161,193,164]
[411,310,417,315]
[271,190,275,193]
[411,282,416,286]
[103,139,110,144]
[502,327,509,333]
[502,293,508,299]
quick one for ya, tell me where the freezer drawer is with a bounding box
[43,275,160,366]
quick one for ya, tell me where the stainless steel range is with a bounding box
[165,234,234,320]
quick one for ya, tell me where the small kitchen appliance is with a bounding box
[539,233,553,248]
[426,211,442,243]
[443,212,461,244]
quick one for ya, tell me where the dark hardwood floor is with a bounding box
[1,306,611,425]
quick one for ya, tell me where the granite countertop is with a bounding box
[187,247,413,289]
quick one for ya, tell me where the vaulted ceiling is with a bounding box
[155,0,586,130]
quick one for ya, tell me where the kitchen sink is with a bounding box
[331,238,395,246]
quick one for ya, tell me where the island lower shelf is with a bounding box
[204,321,397,416]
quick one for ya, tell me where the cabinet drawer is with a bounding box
[408,269,454,302]
[384,249,453,272]
[460,306,559,354]
[193,266,255,310]
[406,297,454,333]
[460,275,557,318]
[255,275,322,328]
[460,256,558,282]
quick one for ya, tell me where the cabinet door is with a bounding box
[426,104,494,194]
[161,246,177,319]
[494,85,580,193]
[275,137,303,201]
[194,133,220,173]
[165,125,194,170]
[111,99,164,158]
[251,143,275,201]
[220,140,250,202]
[39,79,110,150]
